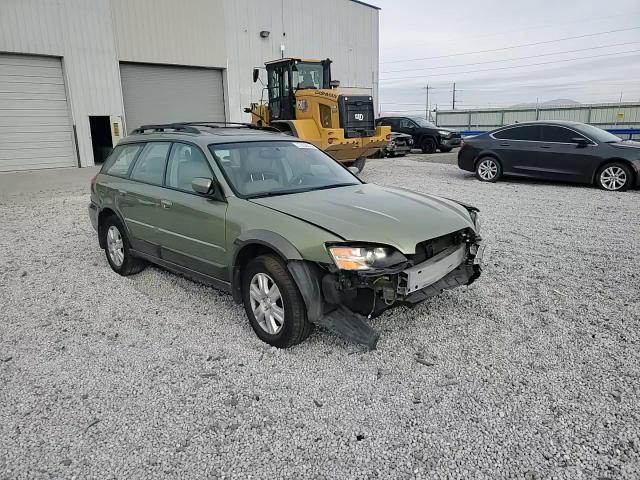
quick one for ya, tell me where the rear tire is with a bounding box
[420,137,437,154]
[242,254,311,348]
[595,162,632,191]
[102,215,146,276]
[475,156,502,182]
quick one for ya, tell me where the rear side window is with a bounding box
[399,118,415,129]
[165,143,213,193]
[129,142,171,186]
[494,125,541,141]
[541,126,586,143]
[103,144,142,177]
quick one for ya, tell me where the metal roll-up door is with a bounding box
[119,63,225,133]
[0,54,76,171]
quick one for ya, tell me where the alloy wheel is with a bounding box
[106,225,125,267]
[477,159,498,181]
[249,273,284,335]
[600,166,627,191]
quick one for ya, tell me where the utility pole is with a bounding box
[423,85,430,120]
[452,82,456,110]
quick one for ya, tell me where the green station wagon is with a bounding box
[89,123,484,349]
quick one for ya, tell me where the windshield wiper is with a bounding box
[246,183,358,199]
[305,182,359,192]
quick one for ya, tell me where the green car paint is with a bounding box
[250,183,476,254]
[89,126,484,348]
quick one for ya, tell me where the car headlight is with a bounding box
[438,130,450,136]
[327,245,407,271]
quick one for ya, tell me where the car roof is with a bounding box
[497,120,585,128]
[119,124,295,147]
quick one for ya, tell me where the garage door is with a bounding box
[0,54,76,171]
[120,63,225,133]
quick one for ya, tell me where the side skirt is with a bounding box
[131,249,232,293]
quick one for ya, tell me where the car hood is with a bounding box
[610,140,640,150]
[249,184,476,254]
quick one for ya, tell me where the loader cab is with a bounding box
[262,58,332,121]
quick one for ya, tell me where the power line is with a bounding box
[380,26,640,65]
[380,49,640,82]
[380,41,640,74]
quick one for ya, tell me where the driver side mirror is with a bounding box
[252,68,260,83]
[192,177,217,196]
[572,137,589,147]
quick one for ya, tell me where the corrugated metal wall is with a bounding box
[0,0,123,168]
[436,103,640,138]
[0,0,380,168]
[224,0,379,122]
[110,0,227,68]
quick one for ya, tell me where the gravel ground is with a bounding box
[1,157,639,479]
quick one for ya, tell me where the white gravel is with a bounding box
[1,156,639,479]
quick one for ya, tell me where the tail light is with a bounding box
[90,174,98,193]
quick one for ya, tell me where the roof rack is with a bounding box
[130,121,282,136]
[184,121,280,132]
[131,123,200,135]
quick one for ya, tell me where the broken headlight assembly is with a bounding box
[327,245,407,271]
[468,210,481,232]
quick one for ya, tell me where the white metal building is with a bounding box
[0,0,380,171]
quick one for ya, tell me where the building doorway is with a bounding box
[89,116,113,164]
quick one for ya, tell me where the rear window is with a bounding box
[102,144,142,177]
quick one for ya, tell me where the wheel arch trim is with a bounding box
[230,230,304,303]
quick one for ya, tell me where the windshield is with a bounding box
[410,117,437,128]
[576,124,622,143]
[209,141,360,198]
[292,62,325,90]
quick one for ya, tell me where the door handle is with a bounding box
[118,190,128,196]
[499,142,510,146]
[160,200,172,209]
[540,145,552,149]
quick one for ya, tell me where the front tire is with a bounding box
[475,157,502,182]
[102,215,146,276]
[242,254,311,348]
[595,162,632,191]
[420,137,437,154]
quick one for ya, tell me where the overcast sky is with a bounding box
[366,0,640,116]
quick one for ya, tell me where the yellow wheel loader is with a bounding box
[245,58,390,172]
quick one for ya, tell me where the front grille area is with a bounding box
[338,95,376,138]
[412,230,463,264]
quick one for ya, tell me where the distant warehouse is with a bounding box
[0,0,380,171]
[436,102,640,140]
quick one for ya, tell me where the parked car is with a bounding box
[376,116,461,153]
[458,120,640,191]
[378,132,413,157]
[89,123,484,349]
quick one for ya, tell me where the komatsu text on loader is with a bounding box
[245,58,390,172]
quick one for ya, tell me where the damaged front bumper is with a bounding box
[288,234,485,350]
